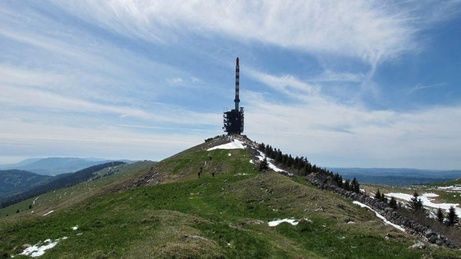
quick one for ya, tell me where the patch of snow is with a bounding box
[256,151,286,173]
[207,139,245,151]
[386,192,461,215]
[20,237,66,257]
[249,159,254,164]
[42,210,54,216]
[234,173,248,176]
[268,162,286,173]
[268,218,311,227]
[32,197,39,205]
[428,211,437,219]
[268,218,299,227]
[227,153,232,157]
[71,225,78,231]
[437,185,461,192]
[353,201,405,232]
[76,233,83,236]
[422,193,439,198]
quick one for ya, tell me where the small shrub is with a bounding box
[297,219,314,232]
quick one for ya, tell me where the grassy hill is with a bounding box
[0,136,460,258]
[0,162,154,218]
[0,162,126,209]
[0,157,109,176]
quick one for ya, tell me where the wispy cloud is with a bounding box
[309,70,365,83]
[0,84,220,125]
[0,118,205,162]
[51,0,458,64]
[246,69,318,100]
[246,96,461,169]
[406,83,445,95]
[0,1,460,169]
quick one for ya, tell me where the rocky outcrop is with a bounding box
[306,173,457,248]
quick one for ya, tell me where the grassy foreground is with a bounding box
[1,148,460,258]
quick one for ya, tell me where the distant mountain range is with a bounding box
[0,157,110,176]
[331,167,461,186]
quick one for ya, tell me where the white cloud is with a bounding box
[1,1,460,169]
[309,70,365,83]
[246,68,318,100]
[166,77,184,85]
[0,65,66,87]
[51,0,456,64]
[245,71,461,169]
[406,83,445,95]
[0,118,205,162]
[0,84,220,125]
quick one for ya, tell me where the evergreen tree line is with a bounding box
[374,189,399,209]
[258,143,459,227]
[410,191,459,227]
[374,190,459,227]
[257,143,360,193]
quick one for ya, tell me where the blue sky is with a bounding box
[1,0,461,169]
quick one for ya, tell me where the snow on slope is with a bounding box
[437,186,461,192]
[207,139,245,151]
[42,210,54,216]
[207,138,288,174]
[256,151,287,173]
[353,201,405,232]
[268,218,299,227]
[422,193,439,198]
[20,237,67,257]
[385,192,461,215]
[268,218,312,227]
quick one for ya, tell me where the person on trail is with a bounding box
[198,166,203,178]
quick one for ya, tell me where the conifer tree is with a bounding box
[410,192,423,212]
[436,208,444,223]
[282,155,288,166]
[303,166,309,176]
[338,175,343,188]
[447,206,458,226]
[351,178,360,193]
[389,197,397,209]
[275,150,282,163]
[375,189,381,200]
[259,143,265,151]
[344,180,351,191]
[380,193,386,202]
[259,158,269,171]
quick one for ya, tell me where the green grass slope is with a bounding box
[1,138,459,258]
[0,161,155,219]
